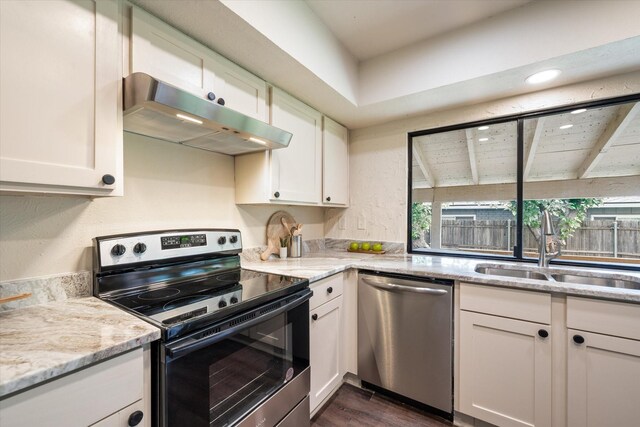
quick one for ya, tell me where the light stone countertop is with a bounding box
[241,250,640,303]
[0,297,160,398]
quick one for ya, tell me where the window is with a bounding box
[408,96,640,269]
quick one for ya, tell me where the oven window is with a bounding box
[165,306,308,426]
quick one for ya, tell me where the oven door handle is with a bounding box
[165,289,312,359]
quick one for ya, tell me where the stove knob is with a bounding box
[133,243,147,254]
[218,300,227,308]
[230,296,238,304]
[229,235,238,244]
[218,236,227,245]
[111,244,126,257]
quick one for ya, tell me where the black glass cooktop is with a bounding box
[101,266,308,340]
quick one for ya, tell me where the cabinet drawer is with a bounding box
[567,297,640,341]
[310,273,344,310]
[460,283,551,324]
[0,349,143,427]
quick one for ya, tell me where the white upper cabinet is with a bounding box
[322,117,349,206]
[269,88,322,204]
[235,95,349,207]
[130,7,267,122]
[0,0,122,196]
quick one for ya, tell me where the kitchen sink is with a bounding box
[475,263,640,290]
[474,265,549,280]
[551,273,640,290]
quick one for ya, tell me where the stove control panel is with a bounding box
[97,229,242,268]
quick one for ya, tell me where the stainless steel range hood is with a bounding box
[123,73,292,155]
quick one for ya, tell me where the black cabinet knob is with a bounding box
[327,287,333,294]
[207,92,216,101]
[217,98,225,106]
[102,174,115,185]
[326,196,331,202]
[274,191,280,198]
[312,313,318,321]
[538,329,548,338]
[573,335,585,344]
[111,244,126,256]
[133,243,147,254]
[128,410,144,426]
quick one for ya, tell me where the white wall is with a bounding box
[325,71,640,243]
[359,1,640,105]
[220,0,358,104]
[0,133,324,281]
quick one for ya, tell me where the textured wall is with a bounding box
[0,133,324,281]
[325,71,640,244]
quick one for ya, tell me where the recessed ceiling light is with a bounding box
[478,126,489,131]
[479,137,489,142]
[559,124,573,130]
[525,69,561,84]
[571,108,587,114]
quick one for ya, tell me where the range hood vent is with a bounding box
[123,73,292,155]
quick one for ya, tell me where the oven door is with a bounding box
[159,289,311,427]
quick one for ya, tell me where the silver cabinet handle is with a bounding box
[362,277,448,295]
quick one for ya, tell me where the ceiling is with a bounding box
[412,101,640,188]
[306,0,532,61]
[130,0,640,129]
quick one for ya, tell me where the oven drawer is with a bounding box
[310,273,344,310]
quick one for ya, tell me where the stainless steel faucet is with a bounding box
[538,210,561,267]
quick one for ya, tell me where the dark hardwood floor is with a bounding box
[311,384,453,427]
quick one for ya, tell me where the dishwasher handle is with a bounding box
[361,276,448,296]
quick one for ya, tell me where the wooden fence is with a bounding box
[434,219,640,259]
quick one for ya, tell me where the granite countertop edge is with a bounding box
[0,297,161,398]
[241,250,640,304]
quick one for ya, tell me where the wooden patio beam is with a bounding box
[578,103,640,179]
[523,117,545,180]
[412,144,434,188]
[465,129,479,185]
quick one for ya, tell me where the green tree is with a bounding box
[506,198,602,244]
[411,202,432,247]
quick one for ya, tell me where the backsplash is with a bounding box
[0,271,91,312]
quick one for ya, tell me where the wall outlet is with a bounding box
[357,213,366,230]
[338,216,347,230]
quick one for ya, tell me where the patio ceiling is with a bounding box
[412,101,640,188]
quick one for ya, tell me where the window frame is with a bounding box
[407,93,640,271]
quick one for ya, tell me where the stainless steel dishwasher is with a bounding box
[358,271,453,418]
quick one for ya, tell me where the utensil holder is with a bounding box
[289,235,302,258]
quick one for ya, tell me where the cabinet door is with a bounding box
[310,295,343,412]
[459,311,552,427]
[270,88,322,204]
[208,57,267,121]
[131,7,213,100]
[322,117,349,206]
[567,329,640,427]
[0,0,122,196]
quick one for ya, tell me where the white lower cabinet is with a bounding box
[459,311,552,427]
[90,400,145,427]
[0,349,146,427]
[309,273,346,414]
[567,329,640,427]
[310,295,343,412]
[566,296,640,427]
